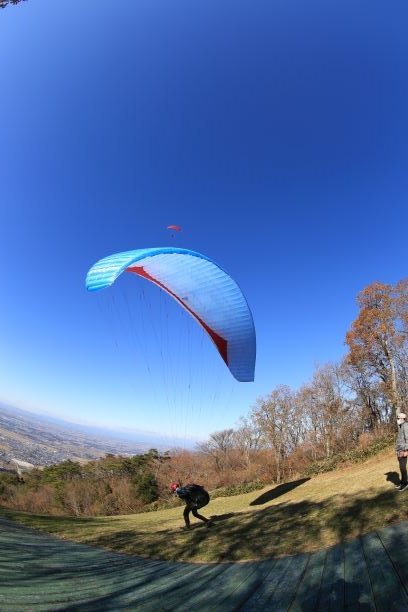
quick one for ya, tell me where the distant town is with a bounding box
[0,404,179,472]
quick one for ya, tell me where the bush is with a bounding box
[132,471,159,504]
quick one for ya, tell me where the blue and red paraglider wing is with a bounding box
[85,247,256,382]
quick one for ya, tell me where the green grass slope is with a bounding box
[1,446,407,563]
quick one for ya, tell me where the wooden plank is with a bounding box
[119,562,228,609]
[288,549,326,612]
[362,531,408,610]
[378,522,408,586]
[239,554,306,610]
[316,543,345,611]
[260,553,310,611]
[207,560,276,611]
[170,562,269,610]
[211,560,279,611]
[343,539,376,610]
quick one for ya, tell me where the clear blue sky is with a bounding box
[1,0,408,443]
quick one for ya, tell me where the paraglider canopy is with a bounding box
[86,246,256,382]
[167,225,182,232]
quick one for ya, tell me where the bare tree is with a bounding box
[251,385,298,483]
[196,429,236,472]
[299,363,359,458]
[340,358,385,428]
[234,417,265,469]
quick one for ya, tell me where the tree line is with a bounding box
[0,279,406,516]
[194,279,408,485]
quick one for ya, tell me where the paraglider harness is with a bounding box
[174,484,210,509]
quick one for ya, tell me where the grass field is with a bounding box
[2,446,407,563]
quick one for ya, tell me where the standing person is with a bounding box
[171,482,211,529]
[395,412,408,491]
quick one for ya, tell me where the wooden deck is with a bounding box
[1,516,408,611]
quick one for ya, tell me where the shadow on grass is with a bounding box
[86,484,408,563]
[85,506,294,562]
[324,488,408,543]
[249,478,310,505]
[210,512,237,523]
[385,471,400,486]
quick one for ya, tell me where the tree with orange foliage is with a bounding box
[345,280,408,420]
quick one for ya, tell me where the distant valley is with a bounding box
[0,404,191,470]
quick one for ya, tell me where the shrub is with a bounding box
[132,471,159,504]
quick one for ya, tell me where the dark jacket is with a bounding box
[175,484,210,509]
[396,422,408,452]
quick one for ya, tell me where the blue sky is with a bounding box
[1,0,408,444]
